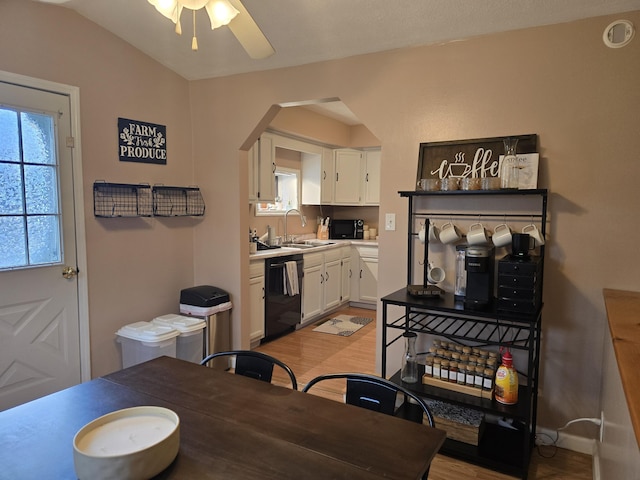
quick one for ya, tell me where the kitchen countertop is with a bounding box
[250,239,379,260]
[602,288,640,447]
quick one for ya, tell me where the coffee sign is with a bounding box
[118,118,167,165]
[416,134,537,182]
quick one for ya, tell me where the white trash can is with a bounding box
[116,321,179,368]
[179,285,232,369]
[152,314,206,364]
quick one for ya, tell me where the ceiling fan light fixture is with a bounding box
[148,0,180,23]
[205,0,240,29]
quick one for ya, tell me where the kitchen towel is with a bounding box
[284,261,299,296]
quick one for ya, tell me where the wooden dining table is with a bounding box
[0,356,446,479]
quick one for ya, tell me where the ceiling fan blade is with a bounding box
[226,0,275,59]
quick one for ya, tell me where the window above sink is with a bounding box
[255,166,300,216]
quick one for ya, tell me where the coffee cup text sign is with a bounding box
[430,148,500,180]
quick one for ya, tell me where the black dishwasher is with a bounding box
[263,254,303,343]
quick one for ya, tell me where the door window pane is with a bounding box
[0,108,19,162]
[0,216,27,268]
[0,106,61,269]
[25,164,59,214]
[22,112,56,165]
[27,215,61,265]
[0,162,24,214]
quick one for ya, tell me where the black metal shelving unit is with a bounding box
[381,188,547,479]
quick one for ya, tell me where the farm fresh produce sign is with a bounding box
[118,117,167,165]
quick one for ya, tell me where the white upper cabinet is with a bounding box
[266,131,380,206]
[333,149,363,205]
[320,147,335,204]
[257,133,277,202]
[362,150,381,205]
[248,142,259,203]
[248,133,277,203]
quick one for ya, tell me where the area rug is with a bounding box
[312,315,373,337]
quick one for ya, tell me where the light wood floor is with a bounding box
[257,306,593,480]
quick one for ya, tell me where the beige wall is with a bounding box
[0,0,195,377]
[3,0,640,439]
[190,12,640,436]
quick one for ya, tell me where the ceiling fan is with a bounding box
[34,0,275,60]
[147,0,275,59]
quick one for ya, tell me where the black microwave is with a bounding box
[330,219,364,239]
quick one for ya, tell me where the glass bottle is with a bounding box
[440,360,450,382]
[401,332,419,383]
[483,368,495,392]
[449,361,458,383]
[424,356,434,377]
[500,137,519,189]
[433,358,442,380]
[455,245,467,299]
[457,363,467,385]
[465,364,475,387]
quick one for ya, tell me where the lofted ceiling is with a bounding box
[33,1,640,126]
[35,0,640,81]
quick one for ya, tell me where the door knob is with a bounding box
[62,266,78,279]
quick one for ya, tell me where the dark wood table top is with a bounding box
[0,356,445,479]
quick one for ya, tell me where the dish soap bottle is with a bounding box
[494,350,518,405]
[401,332,419,383]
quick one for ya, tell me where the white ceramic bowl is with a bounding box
[73,406,180,480]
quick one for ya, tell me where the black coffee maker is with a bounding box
[464,246,494,309]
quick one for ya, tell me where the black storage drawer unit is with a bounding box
[498,275,537,289]
[497,255,543,314]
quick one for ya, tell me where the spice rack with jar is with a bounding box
[381,188,547,480]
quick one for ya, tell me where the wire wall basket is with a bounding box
[93,182,153,217]
[152,186,205,217]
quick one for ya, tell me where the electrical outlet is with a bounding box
[385,213,396,231]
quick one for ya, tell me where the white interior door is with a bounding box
[0,80,81,411]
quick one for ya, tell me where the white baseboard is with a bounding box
[536,426,595,456]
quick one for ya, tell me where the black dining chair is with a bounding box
[302,372,435,479]
[200,350,298,390]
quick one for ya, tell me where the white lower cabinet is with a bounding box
[351,246,379,307]
[249,259,265,344]
[340,246,351,303]
[302,248,347,325]
[302,253,324,321]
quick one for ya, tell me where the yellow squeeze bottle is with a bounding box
[494,350,518,405]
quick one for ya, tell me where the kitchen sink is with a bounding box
[281,243,318,249]
[281,241,335,249]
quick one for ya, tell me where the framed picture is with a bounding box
[416,134,538,184]
[497,152,540,189]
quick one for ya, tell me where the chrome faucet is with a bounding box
[284,209,307,243]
